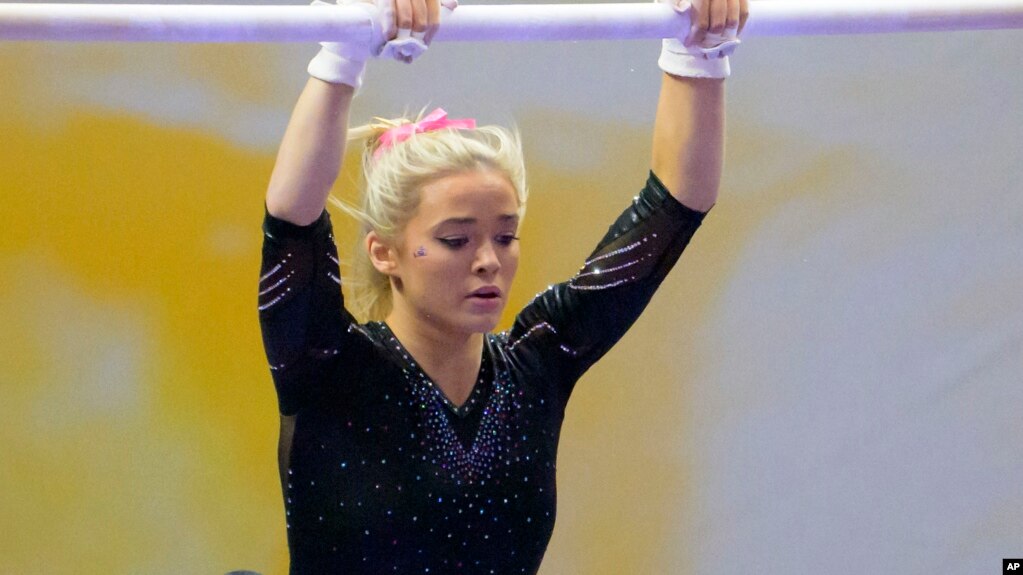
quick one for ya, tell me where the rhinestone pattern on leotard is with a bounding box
[257,252,294,311]
[383,327,520,485]
[568,233,658,291]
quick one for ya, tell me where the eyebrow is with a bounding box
[434,214,519,228]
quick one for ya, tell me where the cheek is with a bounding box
[413,250,466,284]
[503,249,521,278]
[402,232,429,259]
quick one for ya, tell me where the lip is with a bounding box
[466,289,503,313]
[467,286,502,299]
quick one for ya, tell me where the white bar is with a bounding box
[0,1,1022,43]
[0,3,373,42]
[746,0,1023,36]
[434,4,685,42]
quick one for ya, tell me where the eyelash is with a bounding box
[437,235,519,249]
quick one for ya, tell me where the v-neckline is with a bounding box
[375,322,490,418]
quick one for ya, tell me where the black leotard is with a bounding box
[258,172,706,574]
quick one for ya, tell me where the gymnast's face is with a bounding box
[375,168,521,336]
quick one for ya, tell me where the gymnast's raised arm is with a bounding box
[265,0,442,226]
[651,0,748,212]
[266,78,356,226]
[260,0,442,491]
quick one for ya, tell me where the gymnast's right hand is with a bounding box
[307,0,453,88]
[308,0,454,88]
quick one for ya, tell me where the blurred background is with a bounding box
[1,0,1021,573]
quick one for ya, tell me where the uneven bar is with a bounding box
[0,3,374,42]
[0,1,1021,43]
[744,0,1023,36]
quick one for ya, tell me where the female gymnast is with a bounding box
[258,0,747,571]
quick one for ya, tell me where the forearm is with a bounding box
[650,73,725,213]
[266,77,355,226]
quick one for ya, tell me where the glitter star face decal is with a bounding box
[414,246,427,258]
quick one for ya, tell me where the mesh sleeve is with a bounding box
[258,207,356,415]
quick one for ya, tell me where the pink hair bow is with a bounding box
[374,108,477,160]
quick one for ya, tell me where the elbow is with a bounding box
[265,188,330,227]
[674,189,717,214]
[265,172,338,226]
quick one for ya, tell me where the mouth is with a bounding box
[468,286,502,300]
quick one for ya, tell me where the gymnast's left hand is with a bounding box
[661,0,748,55]
[686,0,748,49]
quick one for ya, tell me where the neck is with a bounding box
[386,311,484,365]
[384,304,485,405]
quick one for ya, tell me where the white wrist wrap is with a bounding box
[656,0,741,80]
[305,0,456,88]
[308,46,368,89]
[659,40,730,79]
[305,0,389,90]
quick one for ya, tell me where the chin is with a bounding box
[465,316,501,335]
[460,309,504,334]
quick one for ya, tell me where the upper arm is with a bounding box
[266,78,356,227]
[651,73,725,213]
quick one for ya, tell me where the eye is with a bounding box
[496,234,520,246]
[437,237,469,249]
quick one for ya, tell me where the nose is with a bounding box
[473,241,501,276]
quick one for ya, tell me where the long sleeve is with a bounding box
[258,207,357,415]
[506,171,707,407]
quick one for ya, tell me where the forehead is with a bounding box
[416,170,519,224]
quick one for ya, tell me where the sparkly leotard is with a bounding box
[258,172,706,574]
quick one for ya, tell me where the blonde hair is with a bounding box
[329,113,528,322]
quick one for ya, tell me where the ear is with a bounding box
[365,230,400,277]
